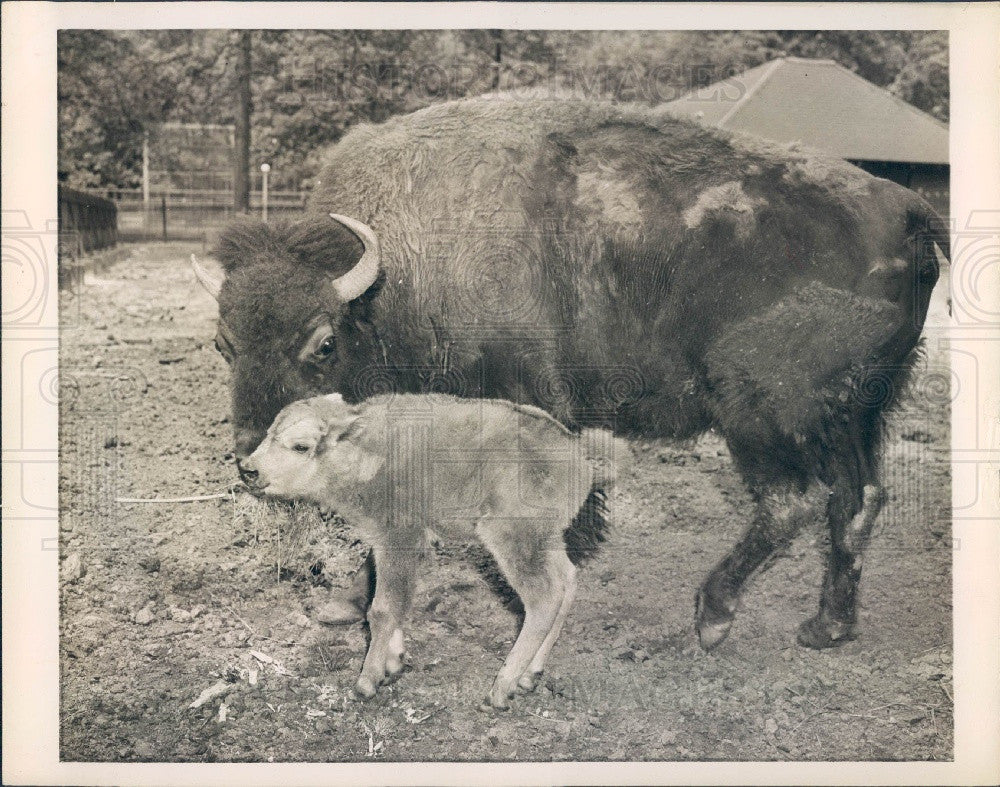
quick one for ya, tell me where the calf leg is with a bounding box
[798,480,885,649]
[518,557,577,692]
[478,524,572,709]
[488,564,567,708]
[696,481,826,650]
[355,542,418,699]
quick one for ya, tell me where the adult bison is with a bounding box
[192,96,947,650]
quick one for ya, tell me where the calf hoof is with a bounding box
[485,680,516,710]
[354,676,379,699]
[516,670,543,693]
[385,654,407,677]
[478,695,511,712]
[695,586,736,651]
[487,695,512,711]
[796,615,855,649]
[385,629,406,676]
[315,596,366,626]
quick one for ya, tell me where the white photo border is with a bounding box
[3,2,998,785]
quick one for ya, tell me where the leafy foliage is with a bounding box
[58,30,949,190]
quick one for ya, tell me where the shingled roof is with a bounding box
[664,57,948,165]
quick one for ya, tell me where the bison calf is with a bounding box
[241,392,625,708]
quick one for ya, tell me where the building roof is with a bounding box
[664,57,948,165]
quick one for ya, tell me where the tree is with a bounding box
[57,31,176,188]
[57,30,950,191]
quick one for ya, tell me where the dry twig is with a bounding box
[117,483,245,504]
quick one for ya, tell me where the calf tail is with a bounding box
[564,486,610,566]
[562,429,631,566]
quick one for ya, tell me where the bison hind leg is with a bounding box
[698,287,911,649]
[798,420,887,649]
[797,483,885,648]
[695,463,828,650]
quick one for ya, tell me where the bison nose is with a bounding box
[237,459,259,486]
[234,427,263,462]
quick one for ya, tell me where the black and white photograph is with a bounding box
[3,3,999,784]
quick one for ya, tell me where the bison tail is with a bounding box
[908,199,950,263]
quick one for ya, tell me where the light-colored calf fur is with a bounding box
[242,392,625,708]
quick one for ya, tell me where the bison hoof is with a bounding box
[695,585,736,650]
[354,676,379,699]
[696,619,733,651]
[796,615,855,649]
[314,596,367,626]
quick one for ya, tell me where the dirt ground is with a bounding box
[59,242,953,762]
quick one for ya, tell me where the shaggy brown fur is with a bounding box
[241,393,627,708]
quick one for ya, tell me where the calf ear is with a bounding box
[316,413,364,453]
[334,414,364,442]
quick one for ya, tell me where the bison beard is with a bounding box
[198,95,948,652]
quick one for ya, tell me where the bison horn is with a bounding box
[328,213,381,302]
[190,254,221,301]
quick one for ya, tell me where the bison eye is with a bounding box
[213,332,236,364]
[292,443,310,454]
[213,339,234,365]
[314,335,336,359]
[298,321,338,366]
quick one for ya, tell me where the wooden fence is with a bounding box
[59,185,118,254]
[106,188,308,243]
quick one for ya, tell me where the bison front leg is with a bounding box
[354,543,417,699]
[696,482,826,650]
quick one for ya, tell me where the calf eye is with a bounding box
[292,444,310,454]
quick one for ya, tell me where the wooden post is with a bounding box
[260,162,270,222]
[233,31,252,214]
[491,30,502,90]
[142,131,150,212]
[161,194,167,241]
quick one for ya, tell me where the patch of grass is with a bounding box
[232,494,362,586]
